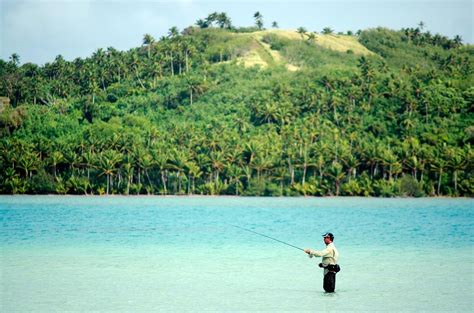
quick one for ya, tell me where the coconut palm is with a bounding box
[254,12,263,30]
[48,151,64,179]
[225,164,243,195]
[418,21,425,31]
[97,150,123,195]
[169,149,189,194]
[9,53,20,66]
[17,151,39,180]
[151,150,170,195]
[142,33,155,58]
[326,161,346,196]
[186,160,202,194]
[296,27,307,40]
[196,19,209,29]
[446,148,466,195]
[322,27,334,35]
[216,12,232,29]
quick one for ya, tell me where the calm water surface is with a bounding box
[1,196,473,312]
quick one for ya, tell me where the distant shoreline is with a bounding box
[0,194,470,199]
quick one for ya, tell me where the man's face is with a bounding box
[323,236,332,244]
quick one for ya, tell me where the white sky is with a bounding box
[1,0,472,65]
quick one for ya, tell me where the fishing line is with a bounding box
[227,223,304,252]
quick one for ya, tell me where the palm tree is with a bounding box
[169,149,189,194]
[196,18,209,29]
[243,141,261,166]
[418,21,425,31]
[151,150,169,195]
[186,74,205,105]
[142,33,155,58]
[430,158,445,196]
[259,102,279,124]
[380,148,401,181]
[296,27,307,40]
[358,56,374,83]
[210,150,226,183]
[276,101,294,127]
[82,150,95,181]
[225,164,243,195]
[168,26,179,38]
[254,12,263,30]
[206,12,218,26]
[97,150,122,195]
[17,151,39,180]
[186,160,202,194]
[122,161,133,195]
[181,38,197,73]
[216,12,232,29]
[129,50,146,88]
[453,35,463,47]
[48,151,64,179]
[446,148,466,195]
[137,151,154,194]
[326,161,346,196]
[9,53,20,66]
[270,165,286,195]
[343,154,360,179]
[3,167,22,194]
[252,154,273,181]
[322,27,334,35]
[161,39,176,76]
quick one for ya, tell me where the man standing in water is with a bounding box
[304,232,340,293]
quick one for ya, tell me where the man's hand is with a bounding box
[304,248,311,254]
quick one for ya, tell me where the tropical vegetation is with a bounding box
[1,13,472,196]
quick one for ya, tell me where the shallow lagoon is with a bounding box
[1,196,473,312]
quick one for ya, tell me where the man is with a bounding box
[304,232,340,293]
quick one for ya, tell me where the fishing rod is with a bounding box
[227,223,304,252]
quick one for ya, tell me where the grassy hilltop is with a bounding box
[0,17,473,196]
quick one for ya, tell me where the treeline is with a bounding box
[0,18,472,196]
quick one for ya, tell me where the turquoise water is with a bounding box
[1,196,473,312]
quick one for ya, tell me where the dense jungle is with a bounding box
[1,13,472,196]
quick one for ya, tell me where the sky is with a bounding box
[1,0,472,65]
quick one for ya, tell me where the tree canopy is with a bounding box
[0,18,472,197]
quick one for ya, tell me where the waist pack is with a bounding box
[328,264,341,273]
[319,263,341,273]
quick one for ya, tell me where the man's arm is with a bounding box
[304,247,332,258]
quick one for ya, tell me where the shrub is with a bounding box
[341,179,362,196]
[242,180,266,196]
[264,182,282,196]
[374,179,397,197]
[107,93,119,103]
[261,33,289,51]
[398,175,424,197]
[30,169,55,194]
[292,182,318,196]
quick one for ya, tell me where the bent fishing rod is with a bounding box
[227,223,304,252]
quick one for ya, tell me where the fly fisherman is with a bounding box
[304,232,340,293]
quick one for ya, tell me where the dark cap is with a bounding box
[322,232,334,240]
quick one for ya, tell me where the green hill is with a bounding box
[0,24,472,196]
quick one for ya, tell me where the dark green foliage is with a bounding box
[398,175,425,197]
[261,34,290,51]
[232,27,261,33]
[0,23,472,196]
